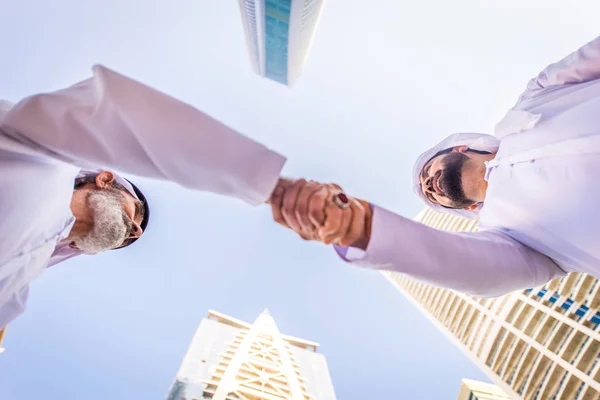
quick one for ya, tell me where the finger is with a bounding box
[329,183,343,192]
[271,182,288,228]
[281,178,307,233]
[307,187,329,228]
[317,200,343,244]
[294,181,322,238]
[321,205,352,245]
[337,199,366,247]
[317,204,346,244]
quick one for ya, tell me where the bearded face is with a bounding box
[74,189,132,254]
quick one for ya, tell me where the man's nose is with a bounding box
[424,176,434,193]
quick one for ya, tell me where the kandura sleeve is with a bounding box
[335,206,566,297]
[1,65,286,205]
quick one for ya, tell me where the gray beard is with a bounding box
[75,191,131,254]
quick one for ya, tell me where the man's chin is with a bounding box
[446,199,477,210]
[74,238,121,255]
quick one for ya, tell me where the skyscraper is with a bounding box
[383,207,600,400]
[236,0,325,86]
[167,309,336,400]
[456,379,511,400]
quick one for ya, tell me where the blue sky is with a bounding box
[0,1,598,399]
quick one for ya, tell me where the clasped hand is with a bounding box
[269,178,371,250]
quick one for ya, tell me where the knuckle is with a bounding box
[309,208,322,222]
[295,178,307,188]
[351,198,363,209]
[297,201,308,214]
[281,209,292,223]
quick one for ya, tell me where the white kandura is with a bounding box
[336,36,600,297]
[0,67,286,329]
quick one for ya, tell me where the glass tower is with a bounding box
[237,0,325,86]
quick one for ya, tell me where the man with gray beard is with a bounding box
[0,66,287,330]
[80,190,131,254]
[70,172,141,255]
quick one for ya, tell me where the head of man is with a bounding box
[65,171,149,254]
[419,145,495,210]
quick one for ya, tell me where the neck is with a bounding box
[62,189,93,243]
[468,152,496,203]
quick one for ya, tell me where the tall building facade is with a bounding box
[383,207,600,400]
[236,0,325,86]
[456,379,511,400]
[167,309,336,400]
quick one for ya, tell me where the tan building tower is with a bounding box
[167,309,336,400]
[383,207,600,400]
[456,379,511,400]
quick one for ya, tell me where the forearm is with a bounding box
[1,65,286,205]
[336,206,565,297]
[524,35,600,94]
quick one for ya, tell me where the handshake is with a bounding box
[268,178,373,250]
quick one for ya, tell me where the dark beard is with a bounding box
[440,152,476,209]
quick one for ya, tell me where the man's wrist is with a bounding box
[266,177,293,204]
[350,200,372,250]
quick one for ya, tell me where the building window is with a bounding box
[589,279,599,295]
[574,382,587,399]
[555,371,570,397]
[537,288,547,297]
[571,336,591,365]
[575,305,589,317]
[549,293,560,303]
[591,313,600,325]
[561,299,574,310]
[587,357,600,375]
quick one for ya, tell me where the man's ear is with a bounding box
[95,171,116,189]
[452,145,469,153]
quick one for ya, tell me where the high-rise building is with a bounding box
[236,0,325,86]
[383,207,600,400]
[456,379,511,400]
[167,309,336,400]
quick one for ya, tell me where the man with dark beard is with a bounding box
[418,147,492,210]
[270,35,600,297]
